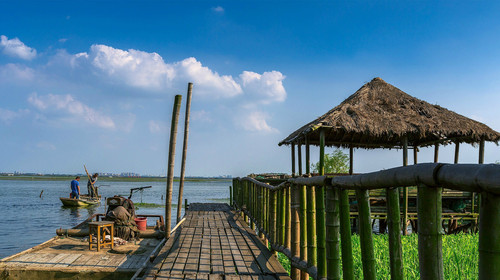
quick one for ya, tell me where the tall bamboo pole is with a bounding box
[291,184,301,280]
[176,83,193,224]
[326,185,341,280]
[317,129,327,279]
[417,183,443,280]
[478,192,500,279]
[356,189,376,280]
[340,146,354,280]
[402,137,409,235]
[165,94,182,238]
[307,185,317,268]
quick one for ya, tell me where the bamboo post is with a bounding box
[291,184,301,280]
[477,139,485,213]
[259,187,264,239]
[402,137,409,236]
[417,183,443,280]
[307,185,317,268]
[386,187,404,280]
[339,145,354,280]
[165,94,182,238]
[299,183,308,280]
[414,146,418,165]
[326,185,341,280]
[286,186,292,249]
[356,189,376,280]
[434,143,439,163]
[317,129,327,279]
[478,192,500,279]
[282,187,287,247]
[306,137,310,175]
[176,83,193,224]
[271,190,277,254]
[298,143,303,175]
[292,143,296,177]
[454,142,459,164]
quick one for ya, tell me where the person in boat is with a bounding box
[87,173,99,198]
[70,176,80,199]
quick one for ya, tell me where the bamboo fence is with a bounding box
[231,163,500,280]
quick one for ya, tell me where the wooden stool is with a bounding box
[88,221,114,252]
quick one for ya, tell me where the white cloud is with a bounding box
[174,57,242,98]
[89,44,175,90]
[0,108,29,124]
[240,70,286,104]
[149,120,167,134]
[28,93,115,129]
[0,63,35,81]
[212,6,224,13]
[237,111,278,133]
[0,35,37,60]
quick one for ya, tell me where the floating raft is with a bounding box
[139,203,290,280]
[0,219,164,279]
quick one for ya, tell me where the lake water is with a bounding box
[0,179,231,259]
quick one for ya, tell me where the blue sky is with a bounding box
[1,1,500,176]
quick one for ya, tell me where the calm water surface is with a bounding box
[0,179,231,259]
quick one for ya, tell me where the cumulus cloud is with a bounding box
[28,93,115,129]
[0,108,29,124]
[237,111,278,133]
[0,35,37,60]
[0,63,35,81]
[240,71,286,104]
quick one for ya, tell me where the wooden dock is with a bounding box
[139,203,290,280]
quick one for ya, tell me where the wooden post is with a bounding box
[259,186,265,239]
[286,186,292,249]
[340,145,354,280]
[292,143,296,177]
[270,190,277,254]
[479,192,500,279]
[306,137,311,175]
[176,83,193,224]
[317,129,327,279]
[417,183,443,280]
[414,146,418,165]
[229,186,233,207]
[326,185,341,280]
[477,139,485,213]
[291,184,301,280]
[281,188,287,247]
[386,187,404,280]
[402,137,409,236]
[434,143,439,163]
[454,142,459,164]
[165,94,182,238]
[298,143,303,176]
[307,185,317,268]
[356,189,376,280]
[299,182,308,280]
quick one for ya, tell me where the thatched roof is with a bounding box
[279,77,500,148]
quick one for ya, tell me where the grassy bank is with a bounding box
[276,233,478,279]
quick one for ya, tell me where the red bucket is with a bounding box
[134,217,147,231]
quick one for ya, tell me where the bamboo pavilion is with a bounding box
[279,77,500,234]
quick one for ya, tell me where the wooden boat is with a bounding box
[59,195,101,207]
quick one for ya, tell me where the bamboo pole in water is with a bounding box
[291,184,301,280]
[357,188,376,280]
[417,183,443,280]
[326,185,341,280]
[479,191,500,279]
[339,145,354,280]
[176,83,193,224]
[165,94,182,238]
[317,129,327,279]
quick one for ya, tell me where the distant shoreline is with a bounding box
[0,175,232,182]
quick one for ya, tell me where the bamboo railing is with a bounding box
[231,163,500,280]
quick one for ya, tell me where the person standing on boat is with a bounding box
[70,176,80,199]
[87,173,98,198]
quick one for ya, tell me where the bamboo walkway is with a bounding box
[141,203,290,280]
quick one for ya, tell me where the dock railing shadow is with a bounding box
[232,163,500,280]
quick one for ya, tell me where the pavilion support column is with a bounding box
[434,144,439,163]
[316,129,327,279]
[292,143,296,178]
[454,142,460,164]
[339,145,354,280]
[413,146,418,165]
[298,143,303,176]
[402,137,409,235]
[305,137,311,175]
[475,139,485,213]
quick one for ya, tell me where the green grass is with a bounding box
[276,233,478,279]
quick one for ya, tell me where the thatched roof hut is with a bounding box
[279,77,500,149]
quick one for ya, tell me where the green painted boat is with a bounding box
[60,195,100,207]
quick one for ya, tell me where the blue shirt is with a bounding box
[71,179,79,193]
